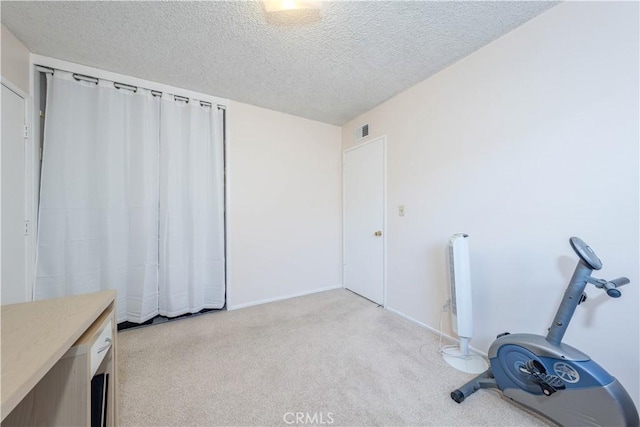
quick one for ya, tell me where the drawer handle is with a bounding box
[97,337,112,353]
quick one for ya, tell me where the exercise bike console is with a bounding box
[570,236,602,270]
[450,237,639,427]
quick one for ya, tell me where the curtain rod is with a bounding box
[35,65,226,109]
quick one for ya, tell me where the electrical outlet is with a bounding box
[399,205,405,217]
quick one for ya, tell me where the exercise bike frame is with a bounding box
[451,238,639,427]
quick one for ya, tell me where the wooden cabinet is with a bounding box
[1,291,117,426]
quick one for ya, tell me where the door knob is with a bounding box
[374,231,382,237]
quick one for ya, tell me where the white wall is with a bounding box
[1,24,30,93]
[342,2,639,405]
[227,101,342,309]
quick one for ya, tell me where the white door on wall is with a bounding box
[1,82,28,305]
[343,136,385,305]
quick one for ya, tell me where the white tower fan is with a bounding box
[442,234,488,374]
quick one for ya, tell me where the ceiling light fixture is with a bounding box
[263,0,321,13]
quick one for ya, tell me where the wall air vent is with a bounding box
[355,123,369,141]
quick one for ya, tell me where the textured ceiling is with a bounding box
[1,1,557,125]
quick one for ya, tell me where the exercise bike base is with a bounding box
[450,390,465,404]
[450,368,497,404]
[503,379,639,427]
[452,372,639,427]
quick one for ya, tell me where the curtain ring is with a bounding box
[72,73,98,85]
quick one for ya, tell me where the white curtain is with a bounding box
[159,97,225,316]
[36,71,160,323]
[36,70,225,323]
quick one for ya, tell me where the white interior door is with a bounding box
[1,83,28,305]
[343,137,385,305]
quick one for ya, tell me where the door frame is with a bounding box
[342,135,387,307]
[1,76,32,302]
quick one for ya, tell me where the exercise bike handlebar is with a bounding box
[570,237,630,296]
[588,276,631,298]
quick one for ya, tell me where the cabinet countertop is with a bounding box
[1,290,116,421]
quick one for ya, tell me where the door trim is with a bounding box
[1,77,32,303]
[342,135,387,307]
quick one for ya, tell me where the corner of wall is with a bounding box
[1,24,31,94]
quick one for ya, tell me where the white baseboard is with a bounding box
[227,284,343,311]
[385,305,488,358]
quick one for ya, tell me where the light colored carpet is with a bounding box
[118,289,551,426]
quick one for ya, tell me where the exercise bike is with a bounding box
[451,237,639,426]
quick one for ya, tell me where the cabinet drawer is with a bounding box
[90,319,112,377]
[63,306,114,376]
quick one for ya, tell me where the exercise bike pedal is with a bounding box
[519,360,566,396]
[533,373,566,396]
